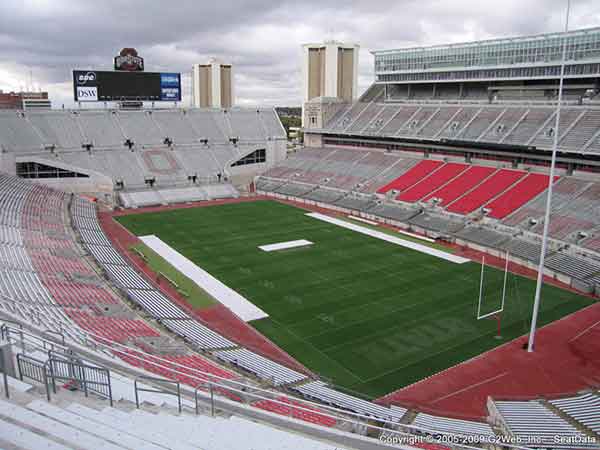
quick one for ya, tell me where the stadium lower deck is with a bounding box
[108,196,599,418]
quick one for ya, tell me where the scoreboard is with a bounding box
[73,70,181,102]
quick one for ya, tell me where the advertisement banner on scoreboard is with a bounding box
[159,73,181,101]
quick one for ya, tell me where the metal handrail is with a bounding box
[135,375,181,413]
[195,382,215,417]
[16,353,51,401]
[0,321,535,450]
[42,330,65,346]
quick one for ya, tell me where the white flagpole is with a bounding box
[527,0,571,353]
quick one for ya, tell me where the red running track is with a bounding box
[376,245,600,419]
[377,301,600,419]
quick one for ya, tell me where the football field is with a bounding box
[117,200,594,398]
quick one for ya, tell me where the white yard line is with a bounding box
[259,239,313,252]
[306,212,470,264]
[347,216,378,226]
[139,235,268,322]
[396,228,436,243]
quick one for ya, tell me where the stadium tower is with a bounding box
[301,40,360,128]
[192,58,234,108]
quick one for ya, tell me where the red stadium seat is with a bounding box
[486,173,558,219]
[446,169,526,215]
[422,165,497,206]
[396,163,468,203]
[377,160,444,194]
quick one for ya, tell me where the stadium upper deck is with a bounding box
[372,27,600,84]
[303,28,600,163]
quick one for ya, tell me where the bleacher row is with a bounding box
[72,197,237,349]
[322,102,600,154]
[258,147,600,290]
[0,108,285,194]
[119,184,240,208]
[0,108,285,151]
[492,394,600,448]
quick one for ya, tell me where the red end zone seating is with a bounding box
[486,173,559,219]
[377,160,444,194]
[396,163,468,203]
[422,165,497,206]
[446,169,526,215]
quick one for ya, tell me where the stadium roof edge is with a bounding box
[370,26,600,55]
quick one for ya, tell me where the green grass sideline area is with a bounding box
[131,242,216,309]
[117,200,594,398]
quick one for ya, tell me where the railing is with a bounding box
[0,321,537,450]
[42,330,66,346]
[1,370,7,399]
[135,375,181,413]
[16,353,51,401]
[195,383,216,417]
[47,356,113,407]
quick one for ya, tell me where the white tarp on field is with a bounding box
[306,212,470,264]
[139,234,268,322]
[259,239,313,252]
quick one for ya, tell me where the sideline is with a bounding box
[139,234,269,322]
[306,212,470,264]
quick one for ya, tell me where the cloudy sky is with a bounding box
[1,0,598,107]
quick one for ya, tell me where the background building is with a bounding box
[301,41,360,126]
[0,90,51,109]
[192,58,234,108]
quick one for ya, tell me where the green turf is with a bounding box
[117,200,595,398]
[131,243,216,309]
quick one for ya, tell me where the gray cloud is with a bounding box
[0,0,598,107]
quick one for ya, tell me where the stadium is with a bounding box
[0,16,599,450]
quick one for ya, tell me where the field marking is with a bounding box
[347,216,378,226]
[319,298,473,354]
[569,319,600,342]
[139,234,268,322]
[305,212,469,264]
[357,322,501,385]
[259,239,313,252]
[269,318,366,385]
[396,228,436,243]
[431,372,508,403]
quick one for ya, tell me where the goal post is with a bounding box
[476,252,510,338]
